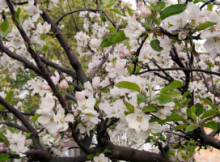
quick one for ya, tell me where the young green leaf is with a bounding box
[115,81,141,92]
[204,121,218,132]
[195,21,216,31]
[195,103,204,116]
[155,1,166,11]
[101,30,127,47]
[166,113,187,122]
[160,4,186,20]
[125,102,134,113]
[137,94,148,104]
[186,106,197,123]
[201,109,220,119]
[142,105,157,113]
[200,98,218,109]
[150,39,162,52]
[174,124,187,131]
[161,80,185,93]
[185,124,199,133]
[0,154,9,162]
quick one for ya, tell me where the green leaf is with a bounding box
[200,98,218,109]
[185,124,199,133]
[204,121,218,132]
[0,21,8,32]
[101,30,127,47]
[5,92,13,103]
[160,4,186,20]
[103,149,112,153]
[207,3,213,11]
[157,93,173,104]
[14,8,21,25]
[155,1,166,11]
[201,110,220,119]
[100,13,106,22]
[0,154,9,162]
[101,87,110,93]
[31,114,41,121]
[150,39,162,52]
[161,80,185,93]
[127,64,134,75]
[127,7,134,16]
[110,9,125,16]
[87,154,95,160]
[0,133,9,147]
[137,94,148,104]
[102,2,115,8]
[186,106,197,123]
[115,81,141,92]
[195,103,204,116]
[125,102,134,113]
[195,21,216,31]
[166,113,187,122]
[174,124,187,131]
[142,105,157,113]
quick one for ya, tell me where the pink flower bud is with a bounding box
[67,132,72,137]
[59,80,69,89]
[139,3,152,18]
[119,54,125,59]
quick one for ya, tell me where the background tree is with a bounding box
[0,0,220,161]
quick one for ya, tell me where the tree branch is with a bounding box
[40,57,76,78]
[6,0,68,112]
[41,11,88,84]
[137,67,220,77]
[89,46,115,80]
[0,40,41,75]
[0,122,28,132]
[199,128,220,150]
[0,96,42,150]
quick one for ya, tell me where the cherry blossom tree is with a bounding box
[0,0,220,161]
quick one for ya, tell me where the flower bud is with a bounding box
[59,80,69,89]
[178,31,187,40]
[139,3,152,18]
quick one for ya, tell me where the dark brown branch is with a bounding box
[133,34,148,74]
[56,9,116,28]
[0,96,42,150]
[0,122,28,132]
[6,0,68,111]
[105,143,171,162]
[0,40,41,75]
[137,67,220,77]
[200,128,220,150]
[42,11,88,84]
[49,155,87,162]
[0,110,34,116]
[40,57,76,78]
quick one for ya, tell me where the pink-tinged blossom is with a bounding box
[138,3,152,18]
[59,80,69,89]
